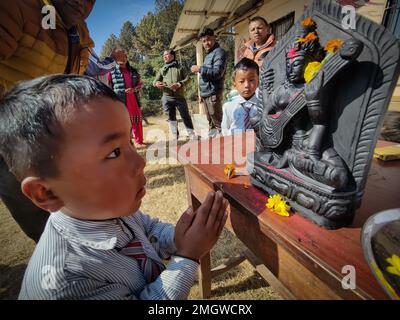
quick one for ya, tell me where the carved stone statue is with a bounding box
[248,0,400,229]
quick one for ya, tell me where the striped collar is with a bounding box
[50,211,123,250]
[231,91,259,106]
[50,211,165,264]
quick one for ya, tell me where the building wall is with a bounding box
[233,0,399,108]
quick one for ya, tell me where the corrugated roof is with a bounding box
[170,0,264,50]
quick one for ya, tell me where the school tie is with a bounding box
[121,239,165,283]
[242,101,253,130]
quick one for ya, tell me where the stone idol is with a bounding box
[247,0,400,229]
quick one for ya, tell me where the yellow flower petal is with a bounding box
[266,194,282,209]
[224,164,236,179]
[266,195,291,217]
[387,254,400,272]
[304,61,321,83]
[372,263,400,299]
[387,266,400,277]
[274,201,290,217]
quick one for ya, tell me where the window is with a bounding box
[270,12,295,41]
[383,0,400,39]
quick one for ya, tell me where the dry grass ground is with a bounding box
[0,115,281,300]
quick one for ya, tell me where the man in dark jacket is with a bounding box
[191,28,227,137]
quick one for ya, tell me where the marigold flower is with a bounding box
[304,32,317,42]
[324,39,343,54]
[297,32,317,43]
[301,17,316,28]
[304,61,321,83]
[224,164,236,179]
[266,194,283,209]
[266,194,291,217]
[386,254,400,277]
[274,201,291,217]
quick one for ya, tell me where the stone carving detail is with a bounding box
[248,0,400,229]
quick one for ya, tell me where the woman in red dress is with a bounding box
[107,49,144,144]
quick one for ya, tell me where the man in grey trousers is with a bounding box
[154,49,196,140]
[191,28,227,137]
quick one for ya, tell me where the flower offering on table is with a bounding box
[266,194,291,217]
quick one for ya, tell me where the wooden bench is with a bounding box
[179,133,399,299]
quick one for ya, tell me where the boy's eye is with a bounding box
[106,148,121,159]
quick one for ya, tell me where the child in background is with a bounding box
[222,58,260,136]
[0,75,228,300]
[225,16,275,103]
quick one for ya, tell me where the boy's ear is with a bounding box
[21,177,64,213]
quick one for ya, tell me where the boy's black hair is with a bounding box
[233,58,260,78]
[0,74,120,180]
[249,16,270,28]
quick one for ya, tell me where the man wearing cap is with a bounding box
[191,28,227,137]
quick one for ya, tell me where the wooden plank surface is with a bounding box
[179,133,399,299]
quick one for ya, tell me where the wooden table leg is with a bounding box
[199,251,212,298]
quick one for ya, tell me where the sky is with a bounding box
[86,0,155,52]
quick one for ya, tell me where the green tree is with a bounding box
[133,12,164,57]
[99,0,211,114]
[118,21,139,63]
[133,0,184,58]
[155,0,184,49]
[218,32,235,99]
[100,34,119,59]
[155,0,184,12]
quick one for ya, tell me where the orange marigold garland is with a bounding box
[297,32,318,43]
[301,17,316,28]
[324,39,343,54]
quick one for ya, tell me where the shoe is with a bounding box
[208,128,220,138]
[187,128,199,140]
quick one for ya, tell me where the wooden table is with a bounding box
[178,133,400,299]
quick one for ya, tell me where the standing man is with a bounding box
[0,0,96,242]
[240,16,276,67]
[154,49,196,140]
[191,28,227,138]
